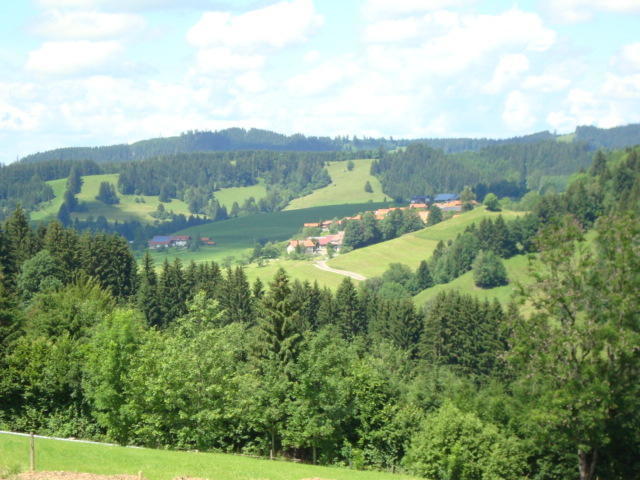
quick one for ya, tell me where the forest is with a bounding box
[1,147,639,480]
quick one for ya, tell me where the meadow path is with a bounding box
[314,260,367,281]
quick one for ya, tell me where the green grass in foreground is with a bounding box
[0,434,417,480]
[328,207,525,278]
[285,159,386,210]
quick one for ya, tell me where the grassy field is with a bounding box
[215,182,267,210]
[327,207,525,278]
[149,202,393,267]
[244,259,349,290]
[0,434,417,480]
[412,253,534,308]
[29,178,67,222]
[285,159,386,210]
[30,175,269,224]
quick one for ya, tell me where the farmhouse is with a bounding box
[433,193,460,203]
[287,231,345,256]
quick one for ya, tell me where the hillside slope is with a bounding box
[285,159,386,210]
[327,207,524,278]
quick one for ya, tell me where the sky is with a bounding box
[1,0,640,163]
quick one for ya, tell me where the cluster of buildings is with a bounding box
[148,235,216,249]
[288,193,465,256]
[286,231,345,255]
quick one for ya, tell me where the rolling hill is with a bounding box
[285,159,386,210]
[29,174,268,224]
[327,207,525,278]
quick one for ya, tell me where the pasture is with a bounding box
[285,159,386,210]
[0,433,417,480]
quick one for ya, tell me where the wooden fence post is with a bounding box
[29,433,36,472]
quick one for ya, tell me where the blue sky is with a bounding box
[1,0,640,163]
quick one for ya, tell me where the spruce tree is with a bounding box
[335,277,364,340]
[137,252,162,327]
[257,268,302,367]
[415,260,434,290]
[5,206,38,264]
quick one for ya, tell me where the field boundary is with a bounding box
[0,430,138,449]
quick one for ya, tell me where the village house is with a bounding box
[287,231,345,256]
[148,235,216,249]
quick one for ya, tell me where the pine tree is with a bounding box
[257,268,302,367]
[415,260,434,290]
[5,206,38,264]
[0,226,17,291]
[335,277,364,340]
[66,165,83,195]
[137,252,162,327]
[364,180,373,193]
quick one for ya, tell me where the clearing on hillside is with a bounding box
[30,174,268,224]
[285,159,386,210]
[0,433,418,480]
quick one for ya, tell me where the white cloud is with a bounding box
[187,0,323,50]
[544,0,640,23]
[26,41,122,75]
[484,54,530,94]
[235,71,267,93]
[602,73,640,99]
[286,58,357,96]
[364,0,474,20]
[364,9,555,77]
[36,0,211,11]
[523,74,571,92]
[612,42,640,72]
[34,10,146,40]
[547,86,637,131]
[193,47,265,73]
[502,90,535,130]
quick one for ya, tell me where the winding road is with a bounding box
[314,260,367,281]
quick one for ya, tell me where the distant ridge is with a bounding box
[17,123,640,165]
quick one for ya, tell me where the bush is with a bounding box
[473,250,508,288]
[483,193,501,211]
[404,402,526,480]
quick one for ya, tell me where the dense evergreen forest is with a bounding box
[371,140,595,201]
[18,124,640,166]
[1,147,639,479]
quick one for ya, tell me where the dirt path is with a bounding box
[314,260,367,281]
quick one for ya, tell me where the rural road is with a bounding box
[314,260,367,281]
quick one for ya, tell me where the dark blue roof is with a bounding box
[151,235,171,242]
[434,193,459,202]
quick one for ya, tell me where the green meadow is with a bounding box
[244,259,349,290]
[0,433,417,480]
[412,253,534,308]
[285,159,386,210]
[215,181,267,210]
[327,207,525,278]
